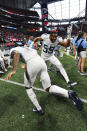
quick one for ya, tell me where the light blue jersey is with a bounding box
[71,37,77,46]
[76,38,87,49]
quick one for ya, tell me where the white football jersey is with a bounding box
[10,46,38,63]
[41,34,63,58]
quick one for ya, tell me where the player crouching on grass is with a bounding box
[4,45,83,115]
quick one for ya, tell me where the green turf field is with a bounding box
[0,53,87,131]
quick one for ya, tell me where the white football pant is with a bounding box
[41,55,69,83]
[24,55,69,111]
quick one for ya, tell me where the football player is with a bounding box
[33,32,77,87]
[4,46,83,115]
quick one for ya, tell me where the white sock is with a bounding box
[26,88,42,111]
[57,65,69,83]
[49,85,69,98]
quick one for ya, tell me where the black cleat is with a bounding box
[67,81,77,87]
[68,90,83,111]
[33,107,44,115]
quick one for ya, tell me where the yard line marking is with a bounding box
[0,78,46,92]
[80,98,87,104]
[0,78,87,104]
[60,50,75,59]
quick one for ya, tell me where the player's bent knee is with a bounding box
[56,63,63,69]
[45,87,50,92]
[54,61,62,68]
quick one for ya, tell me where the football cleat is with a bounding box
[33,107,44,115]
[67,81,77,87]
[55,70,60,74]
[4,69,8,72]
[68,90,83,111]
[0,71,4,74]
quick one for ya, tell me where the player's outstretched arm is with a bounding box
[59,39,70,47]
[33,37,43,50]
[34,37,43,43]
[12,52,20,71]
[4,70,16,80]
[4,52,20,80]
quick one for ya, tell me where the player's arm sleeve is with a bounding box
[41,34,47,40]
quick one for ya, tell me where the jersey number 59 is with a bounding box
[43,44,55,54]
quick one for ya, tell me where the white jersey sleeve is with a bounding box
[57,37,63,43]
[41,33,48,40]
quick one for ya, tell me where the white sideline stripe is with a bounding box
[0,78,46,92]
[80,98,87,104]
[0,78,87,104]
